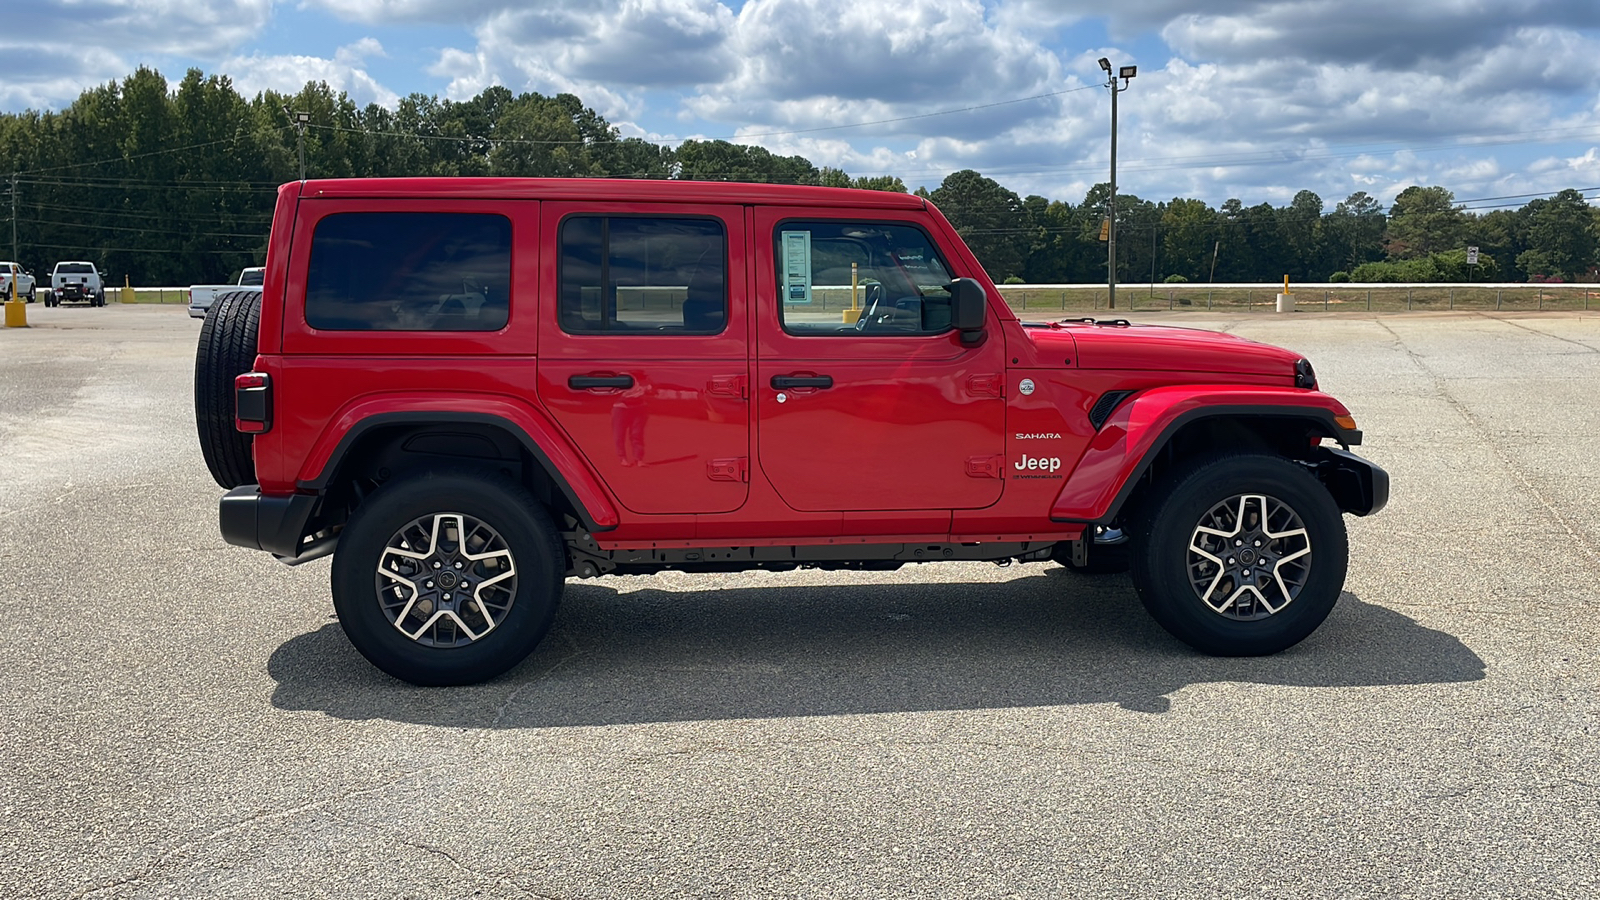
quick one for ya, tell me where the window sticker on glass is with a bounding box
[781,230,812,304]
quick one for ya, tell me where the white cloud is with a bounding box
[224,40,400,107]
[426,0,736,118]
[0,0,274,110]
[4,0,1599,209]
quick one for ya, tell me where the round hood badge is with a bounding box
[1019,378,1036,396]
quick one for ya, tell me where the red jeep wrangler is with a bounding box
[196,178,1387,686]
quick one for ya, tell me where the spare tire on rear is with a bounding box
[195,290,262,489]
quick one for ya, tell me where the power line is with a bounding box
[19,215,266,239]
[21,241,262,255]
[17,129,291,176]
[718,85,1102,139]
[21,201,272,223]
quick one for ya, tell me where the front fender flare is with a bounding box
[297,393,620,532]
[1050,386,1359,524]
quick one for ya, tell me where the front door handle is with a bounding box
[770,375,833,390]
[569,374,635,390]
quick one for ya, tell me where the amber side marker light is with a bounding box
[1334,415,1358,432]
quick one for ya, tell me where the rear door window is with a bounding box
[305,212,511,331]
[558,216,726,334]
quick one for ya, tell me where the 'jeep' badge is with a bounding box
[1018,378,1036,396]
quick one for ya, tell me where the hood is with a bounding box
[1026,321,1301,377]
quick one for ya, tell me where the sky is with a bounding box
[6,0,1600,211]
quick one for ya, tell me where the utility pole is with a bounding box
[284,107,310,180]
[9,174,17,264]
[1098,58,1136,309]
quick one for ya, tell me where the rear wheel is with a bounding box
[1131,454,1347,656]
[194,290,261,488]
[331,469,565,686]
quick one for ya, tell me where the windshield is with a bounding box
[239,269,264,286]
[57,263,94,274]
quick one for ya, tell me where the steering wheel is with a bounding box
[854,284,883,332]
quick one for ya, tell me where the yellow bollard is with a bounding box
[4,263,27,327]
[1275,274,1294,314]
[843,261,864,323]
[121,275,135,304]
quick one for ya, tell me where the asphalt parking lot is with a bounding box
[2,303,1596,898]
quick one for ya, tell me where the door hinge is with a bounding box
[966,374,1003,398]
[708,457,749,482]
[965,455,1004,479]
[707,374,748,399]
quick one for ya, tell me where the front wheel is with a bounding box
[1131,454,1348,656]
[331,469,566,686]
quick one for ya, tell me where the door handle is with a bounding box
[770,375,833,390]
[569,374,635,390]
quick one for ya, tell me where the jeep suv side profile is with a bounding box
[196,178,1388,686]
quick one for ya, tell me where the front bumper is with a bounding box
[1311,447,1390,516]
[220,485,332,563]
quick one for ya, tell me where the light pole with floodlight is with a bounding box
[1098,58,1135,309]
[284,107,310,181]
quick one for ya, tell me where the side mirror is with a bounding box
[948,277,988,344]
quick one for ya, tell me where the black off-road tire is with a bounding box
[194,290,261,489]
[331,469,566,686]
[1130,453,1348,656]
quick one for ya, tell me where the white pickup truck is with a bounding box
[0,262,36,301]
[188,267,265,318]
[50,261,105,307]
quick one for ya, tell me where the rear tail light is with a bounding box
[235,372,272,434]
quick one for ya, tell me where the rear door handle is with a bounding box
[569,374,635,390]
[770,375,833,389]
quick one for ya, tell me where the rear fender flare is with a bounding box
[1050,386,1358,524]
[299,395,619,532]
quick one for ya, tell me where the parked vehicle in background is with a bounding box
[188,267,265,318]
[49,261,104,307]
[197,177,1389,687]
[0,262,37,301]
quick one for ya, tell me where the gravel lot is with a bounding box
[2,304,1595,899]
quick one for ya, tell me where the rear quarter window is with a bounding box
[305,212,511,332]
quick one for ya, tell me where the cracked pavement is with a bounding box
[1,304,1596,898]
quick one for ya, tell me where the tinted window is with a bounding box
[559,216,726,334]
[774,222,955,336]
[305,212,511,332]
[57,263,95,274]
[239,269,264,286]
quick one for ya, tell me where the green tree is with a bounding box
[1521,189,1597,279]
[1386,185,1466,258]
[1281,189,1325,279]
[1324,191,1386,272]
[1160,197,1217,282]
[851,175,907,192]
[928,169,1027,281]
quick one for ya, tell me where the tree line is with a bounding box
[2,67,1596,286]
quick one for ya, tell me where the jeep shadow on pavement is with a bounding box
[265,573,1483,728]
[200,177,1390,687]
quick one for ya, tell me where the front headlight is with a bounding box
[1294,358,1317,389]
